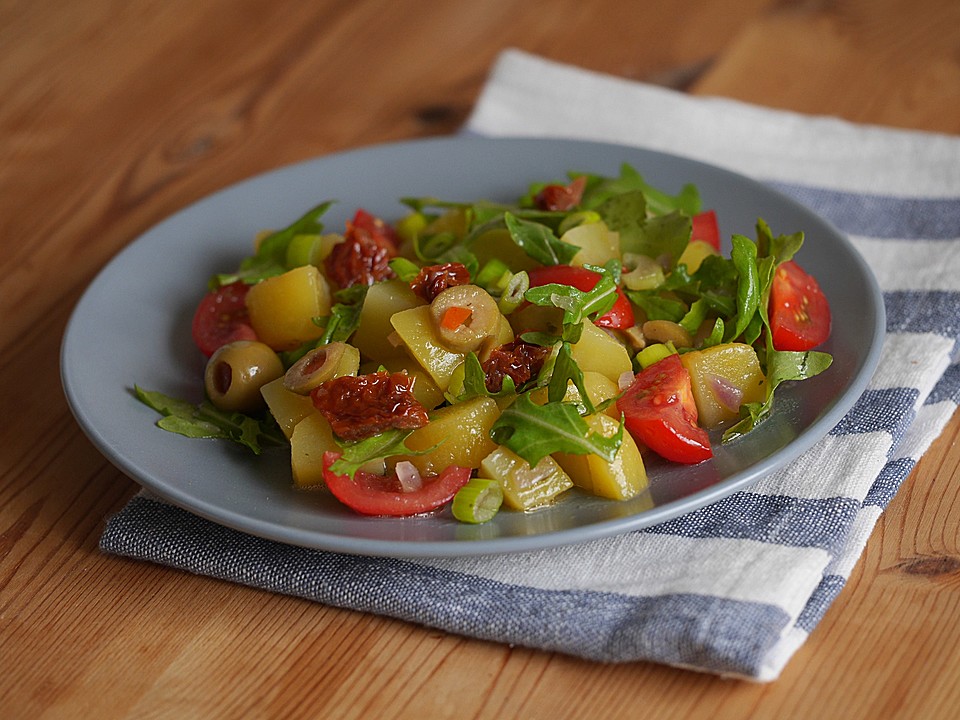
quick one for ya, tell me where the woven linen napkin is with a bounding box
[100,49,960,681]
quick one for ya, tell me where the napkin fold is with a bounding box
[100,49,960,681]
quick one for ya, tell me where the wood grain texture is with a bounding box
[1,0,958,717]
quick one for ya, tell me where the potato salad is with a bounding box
[137,164,833,523]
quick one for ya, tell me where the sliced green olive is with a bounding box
[204,340,284,413]
[283,342,360,394]
[429,284,501,353]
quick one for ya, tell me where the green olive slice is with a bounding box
[429,284,500,353]
[283,342,361,394]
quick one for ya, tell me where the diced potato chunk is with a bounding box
[679,342,766,428]
[390,305,466,391]
[290,414,338,488]
[529,371,621,420]
[570,320,632,383]
[480,447,573,511]
[553,414,647,500]
[352,280,424,360]
[246,265,331,350]
[374,358,446,410]
[397,396,500,475]
[260,377,317,440]
[561,221,621,268]
[677,239,719,274]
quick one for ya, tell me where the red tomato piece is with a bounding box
[322,452,472,517]
[190,282,257,357]
[527,264,635,329]
[616,355,712,464]
[351,208,400,249]
[769,260,831,351]
[691,210,720,250]
[533,175,587,211]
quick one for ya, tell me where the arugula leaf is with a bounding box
[490,392,622,467]
[622,291,687,322]
[329,428,440,478]
[448,352,516,403]
[620,210,692,269]
[523,261,620,330]
[213,201,333,287]
[547,342,596,414]
[313,284,368,345]
[722,349,833,442]
[134,385,283,454]
[579,163,701,216]
[726,234,761,341]
[503,212,580,266]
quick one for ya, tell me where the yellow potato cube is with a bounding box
[352,279,424,361]
[397,396,500,476]
[680,342,766,428]
[245,265,331,351]
[571,320,632,384]
[553,414,648,500]
[390,305,466,391]
[290,413,338,488]
[260,377,317,440]
[560,221,621,267]
[480,446,573,511]
[677,239,720,273]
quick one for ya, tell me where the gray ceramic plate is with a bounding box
[61,137,884,557]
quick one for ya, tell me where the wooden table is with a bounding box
[3,1,959,717]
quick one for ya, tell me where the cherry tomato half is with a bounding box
[321,451,472,517]
[191,281,257,357]
[691,210,721,250]
[616,354,712,464]
[769,260,831,351]
[527,264,635,330]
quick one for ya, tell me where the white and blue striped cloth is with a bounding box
[100,50,960,681]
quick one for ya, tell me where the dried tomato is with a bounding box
[533,175,587,212]
[324,224,396,289]
[481,341,550,393]
[409,262,471,302]
[310,371,429,441]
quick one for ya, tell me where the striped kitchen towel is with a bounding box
[100,49,960,681]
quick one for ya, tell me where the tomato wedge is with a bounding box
[691,210,720,250]
[616,354,712,464]
[191,281,257,357]
[527,264,635,329]
[769,260,831,351]
[321,451,472,517]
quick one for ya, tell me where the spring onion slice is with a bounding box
[451,478,504,524]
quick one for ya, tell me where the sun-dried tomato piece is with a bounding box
[310,371,429,441]
[409,262,471,302]
[481,340,550,393]
[533,175,587,212]
[324,223,397,289]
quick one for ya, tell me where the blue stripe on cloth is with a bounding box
[769,181,960,240]
[794,574,846,632]
[642,493,860,554]
[926,362,960,405]
[101,494,790,675]
[828,387,918,449]
[885,290,960,356]
[864,456,917,509]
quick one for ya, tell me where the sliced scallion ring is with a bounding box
[451,478,503,524]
